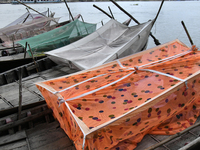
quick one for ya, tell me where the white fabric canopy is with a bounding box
[46,19,154,70]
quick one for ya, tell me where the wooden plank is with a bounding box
[0,130,26,146]
[27,122,72,149]
[135,134,158,150]
[34,136,74,150]
[0,109,52,132]
[0,104,47,125]
[146,120,200,150]
[0,139,28,150]
[0,97,11,110]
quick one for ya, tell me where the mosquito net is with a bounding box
[17,19,96,57]
[36,40,200,150]
[4,11,48,27]
[45,19,154,70]
[0,16,59,44]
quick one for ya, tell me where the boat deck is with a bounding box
[0,121,76,150]
[0,64,78,110]
[0,63,200,150]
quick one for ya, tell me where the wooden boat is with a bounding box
[0,18,132,73]
[46,19,155,70]
[35,39,200,149]
[0,14,83,73]
[0,14,81,48]
[1,40,200,150]
[44,0,164,70]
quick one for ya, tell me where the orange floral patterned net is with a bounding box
[36,39,200,150]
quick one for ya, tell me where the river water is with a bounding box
[0,1,200,49]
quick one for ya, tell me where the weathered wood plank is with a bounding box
[0,109,52,132]
[34,136,73,150]
[0,104,47,125]
[0,139,28,150]
[0,97,11,110]
[0,130,26,146]
[27,121,73,149]
[135,134,158,150]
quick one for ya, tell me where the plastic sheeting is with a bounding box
[45,19,154,70]
[17,19,96,57]
[36,39,200,150]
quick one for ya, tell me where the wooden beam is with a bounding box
[0,109,52,132]
[0,130,26,146]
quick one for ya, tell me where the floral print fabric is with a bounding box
[36,40,200,150]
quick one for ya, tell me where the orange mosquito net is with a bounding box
[36,39,200,150]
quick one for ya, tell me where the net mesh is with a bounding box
[0,16,59,46]
[17,19,96,57]
[5,11,47,27]
[36,40,200,150]
[45,19,154,70]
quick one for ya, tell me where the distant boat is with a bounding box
[12,0,62,4]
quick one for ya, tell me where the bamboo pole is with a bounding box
[93,4,112,19]
[24,42,27,59]
[17,0,46,17]
[28,44,39,73]
[108,6,115,19]
[63,0,74,21]
[110,0,164,45]
[18,67,22,130]
[26,8,33,19]
[181,21,194,45]
[16,0,58,24]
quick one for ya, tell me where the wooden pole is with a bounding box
[22,14,30,24]
[108,6,115,19]
[110,0,162,45]
[28,44,39,73]
[153,0,165,26]
[110,0,140,24]
[47,8,49,17]
[15,14,30,35]
[63,0,74,21]
[26,8,33,19]
[17,0,58,24]
[17,0,46,17]
[12,35,15,51]
[101,21,104,26]
[24,42,27,59]
[93,5,112,19]
[18,67,22,130]
[181,21,194,45]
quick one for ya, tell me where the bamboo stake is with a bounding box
[181,21,194,46]
[24,42,27,59]
[153,0,164,26]
[47,8,49,17]
[15,14,30,35]
[108,6,115,19]
[101,21,104,26]
[110,0,164,45]
[93,4,112,19]
[16,0,58,24]
[18,67,22,130]
[17,0,46,17]
[28,44,39,73]
[26,8,33,19]
[63,0,74,21]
